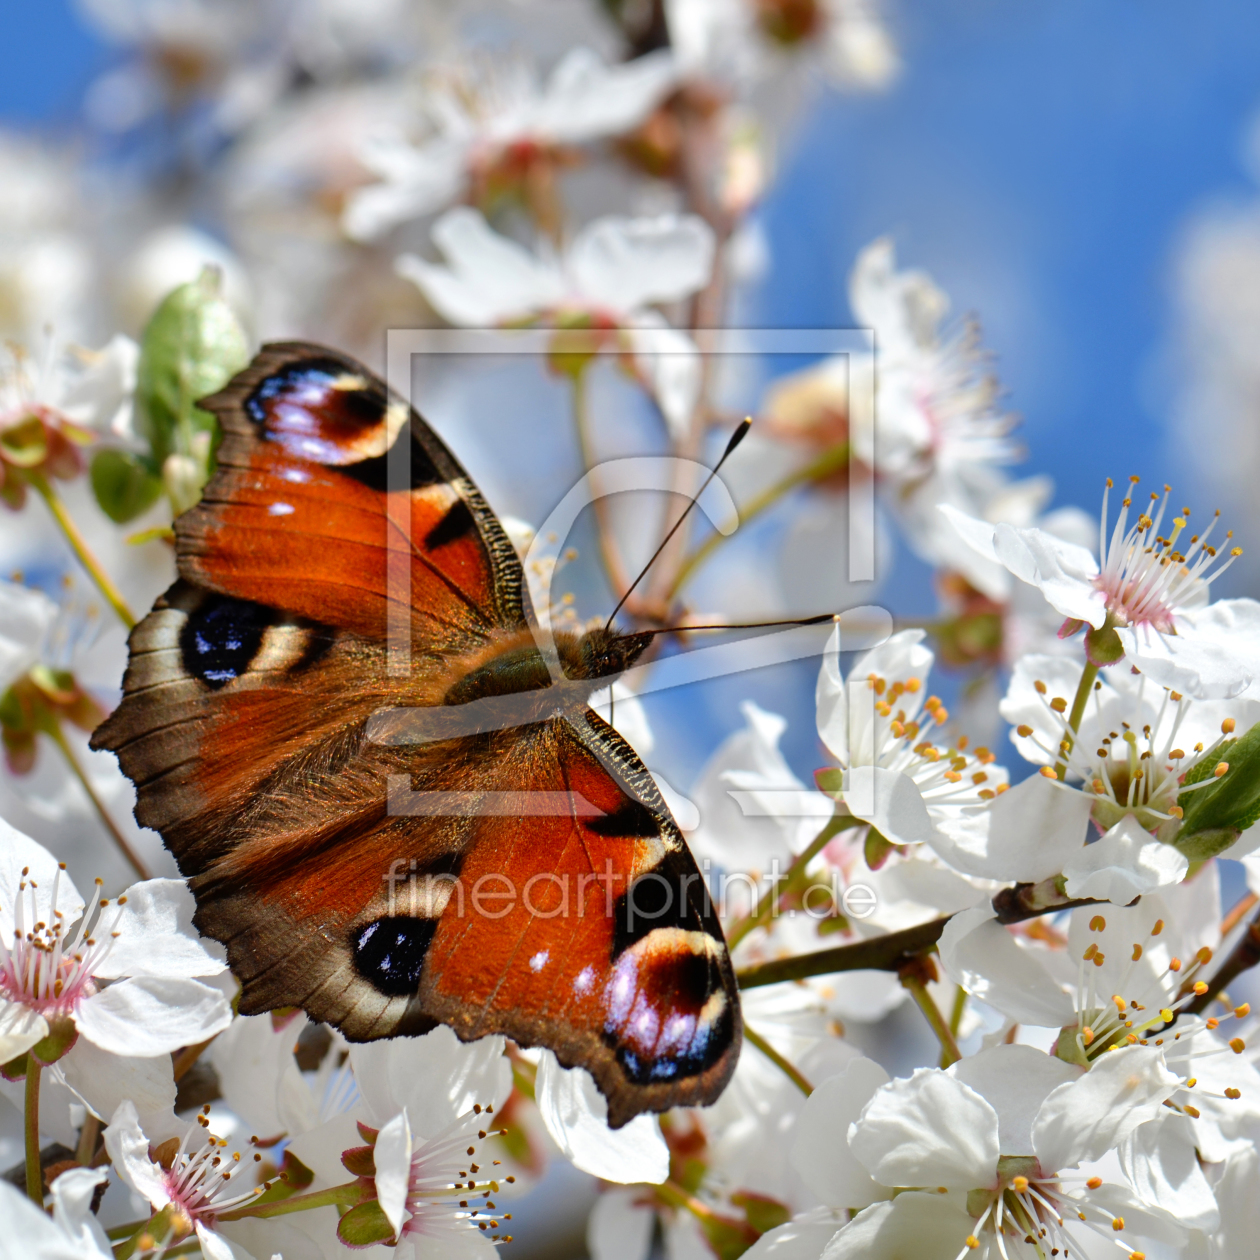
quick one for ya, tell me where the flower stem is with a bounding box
[45,718,150,880]
[31,473,136,630]
[668,441,850,599]
[948,983,968,1040]
[742,1024,813,1095]
[217,1180,365,1222]
[1056,660,1100,780]
[902,970,961,1067]
[570,370,632,604]
[75,1112,100,1165]
[726,814,851,949]
[24,1058,42,1204]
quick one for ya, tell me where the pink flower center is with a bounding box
[0,867,116,1019]
[1095,477,1240,632]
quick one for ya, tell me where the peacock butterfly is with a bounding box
[91,342,740,1127]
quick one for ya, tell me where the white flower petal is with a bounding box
[0,998,49,1064]
[349,1025,510,1136]
[928,773,1092,884]
[742,1207,848,1260]
[195,1221,245,1260]
[789,1057,891,1209]
[210,1012,311,1139]
[1119,1111,1219,1232]
[58,1037,180,1141]
[1118,597,1260,699]
[626,321,702,440]
[536,1051,668,1184]
[567,214,714,312]
[1031,1044,1179,1172]
[48,1166,113,1255]
[397,207,564,325]
[93,878,226,979]
[75,976,232,1056]
[849,1067,999,1190]
[1062,815,1188,904]
[374,1108,414,1239]
[0,580,58,694]
[0,1178,103,1260]
[537,49,678,146]
[587,1187,656,1260]
[844,766,940,848]
[940,506,1105,627]
[947,1044,1081,1156]
[104,1099,171,1208]
[820,1193,977,1260]
[938,908,1076,1028]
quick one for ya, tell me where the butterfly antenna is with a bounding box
[634,612,839,638]
[604,417,752,631]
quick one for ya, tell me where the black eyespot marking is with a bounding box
[180,597,276,689]
[587,796,659,839]
[612,872,693,955]
[351,916,436,996]
[245,360,382,429]
[340,430,443,493]
[424,498,477,551]
[602,937,735,1084]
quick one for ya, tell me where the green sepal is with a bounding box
[731,1190,790,1238]
[0,416,48,468]
[134,265,248,476]
[341,1145,376,1178]
[863,827,899,871]
[30,1016,78,1066]
[1084,622,1125,666]
[813,767,844,798]
[336,1199,395,1249]
[0,1052,29,1081]
[89,449,163,524]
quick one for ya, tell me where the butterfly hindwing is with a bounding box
[92,341,741,1125]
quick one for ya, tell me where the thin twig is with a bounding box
[901,969,961,1068]
[742,1024,813,1095]
[46,719,150,880]
[1187,905,1260,1016]
[32,474,136,629]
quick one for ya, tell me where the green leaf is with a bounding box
[90,449,163,524]
[134,266,248,474]
[1174,720,1260,855]
[336,1200,396,1248]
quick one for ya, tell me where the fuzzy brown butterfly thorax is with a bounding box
[437,626,652,707]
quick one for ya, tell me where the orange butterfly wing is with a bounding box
[93,342,740,1126]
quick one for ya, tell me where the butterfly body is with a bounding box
[92,343,740,1126]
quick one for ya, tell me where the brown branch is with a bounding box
[1186,906,1260,1015]
[735,883,1112,990]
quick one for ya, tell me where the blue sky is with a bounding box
[7,0,1260,784]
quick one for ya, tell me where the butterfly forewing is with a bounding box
[92,341,740,1125]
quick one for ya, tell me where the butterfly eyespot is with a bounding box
[602,930,735,1085]
[351,916,436,996]
[179,597,277,689]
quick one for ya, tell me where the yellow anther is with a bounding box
[1230,1038,1246,1054]
[1011,1175,1029,1193]
[1159,1009,1174,1023]
[1226,1087,1242,1100]
[1215,761,1230,777]
[1235,1003,1251,1018]
[1017,724,1033,737]
[1223,718,1237,734]
[1112,1216,1125,1231]
[1193,981,1209,995]
[1039,766,1058,779]
[1089,915,1107,932]
[1086,1176,1103,1189]
[1131,944,1143,962]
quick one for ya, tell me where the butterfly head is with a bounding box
[560,626,653,682]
